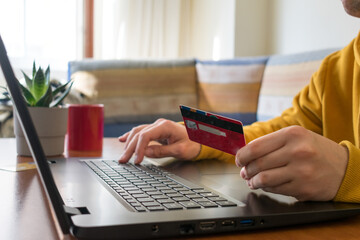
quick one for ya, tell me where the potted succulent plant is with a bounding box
[1,61,73,156]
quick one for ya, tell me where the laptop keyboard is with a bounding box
[85,160,237,212]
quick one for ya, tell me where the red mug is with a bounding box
[66,104,104,154]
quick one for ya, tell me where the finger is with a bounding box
[119,146,134,164]
[262,181,298,199]
[132,123,173,164]
[145,144,177,158]
[236,129,287,167]
[119,126,151,164]
[242,146,289,179]
[121,121,172,164]
[118,132,130,142]
[119,131,145,164]
[248,166,292,189]
[124,124,149,149]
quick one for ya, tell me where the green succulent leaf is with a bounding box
[19,84,36,106]
[33,67,48,100]
[35,84,53,107]
[52,80,73,97]
[44,65,50,84]
[22,70,33,90]
[32,61,36,79]
[10,61,74,108]
[50,81,74,107]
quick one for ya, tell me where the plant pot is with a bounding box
[14,107,68,156]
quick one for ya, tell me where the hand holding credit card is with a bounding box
[180,105,246,155]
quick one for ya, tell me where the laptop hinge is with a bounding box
[63,205,90,216]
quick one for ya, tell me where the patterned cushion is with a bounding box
[196,57,268,125]
[257,49,338,121]
[68,59,197,123]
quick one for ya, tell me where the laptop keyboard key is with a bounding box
[147,206,165,211]
[151,194,168,200]
[147,191,163,196]
[127,190,144,195]
[135,206,147,212]
[208,196,227,202]
[157,198,175,204]
[193,189,210,194]
[179,190,194,195]
[142,201,161,207]
[193,197,209,203]
[216,201,237,207]
[142,188,158,192]
[163,203,183,210]
[132,194,148,198]
[186,194,202,199]
[167,193,183,198]
[199,201,219,208]
[137,197,154,202]
[172,197,190,202]
[130,202,142,207]
[179,201,201,209]
[200,193,219,198]
[161,190,177,194]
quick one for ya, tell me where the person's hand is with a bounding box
[236,126,349,201]
[118,119,201,164]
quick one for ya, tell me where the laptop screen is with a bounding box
[0,35,71,234]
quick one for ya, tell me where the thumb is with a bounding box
[145,144,176,158]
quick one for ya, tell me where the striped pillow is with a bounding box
[68,59,197,124]
[257,49,338,121]
[196,57,268,125]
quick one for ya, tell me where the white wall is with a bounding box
[235,0,360,56]
[235,0,270,56]
[94,0,360,60]
[191,0,236,59]
[270,0,358,55]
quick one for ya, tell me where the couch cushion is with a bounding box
[68,59,197,125]
[257,49,338,121]
[196,57,268,125]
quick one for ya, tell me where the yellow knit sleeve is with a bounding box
[334,141,360,202]
[194,144,235,163]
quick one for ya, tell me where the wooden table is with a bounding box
[1,138,360,240]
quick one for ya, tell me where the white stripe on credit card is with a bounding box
[198,123,227,137]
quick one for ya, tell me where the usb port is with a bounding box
[199,221,216,231]
[221,219,236,228]
[239,219,254,227]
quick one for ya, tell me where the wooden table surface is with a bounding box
[1,138,360,240]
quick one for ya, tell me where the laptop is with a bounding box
[1,34,360,240]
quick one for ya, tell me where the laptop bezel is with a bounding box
[0,35,71,234]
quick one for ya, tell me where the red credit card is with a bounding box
[180,105,246,155]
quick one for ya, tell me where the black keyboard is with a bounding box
[85,160,237,212]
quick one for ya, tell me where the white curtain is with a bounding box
[96,0,192,59]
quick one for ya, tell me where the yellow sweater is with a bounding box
[195,31,360,203]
